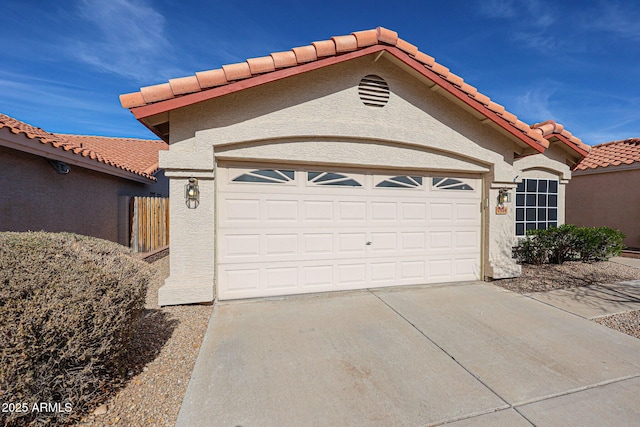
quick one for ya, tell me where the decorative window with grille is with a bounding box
[515,178,558,236]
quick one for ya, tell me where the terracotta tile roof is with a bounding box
[120,27,587,157]
[0,113,167,180]
[575,138,640,171]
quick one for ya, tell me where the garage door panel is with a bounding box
[456,231,479,249]
[265,267,298,290]
[369,232,397,252]
[401,232,427,251]
[223,234,260,257]
[303,265,333,288]
[265,234,298,256]
[338,233,367,254]
[337,264,367,286]
[371,262,397,282]
[429,231,452,249]
[400,261,426,280]
[338,201,367,221]
[430,203,453,221]
[303,200,333,221]
[371,202,397,221]
[224,199,260,222]
[266,200,298,221]
[401,202,428,221]
[456,203,480,221]
[218,166,481,299]
[302,233,333,254]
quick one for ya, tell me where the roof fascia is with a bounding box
[0,130,153,184]
[545,133,589,158]
[573,162,640,176]
[380,47,544,154]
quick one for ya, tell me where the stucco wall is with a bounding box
[566,168,640,249]
[0,146,167,245]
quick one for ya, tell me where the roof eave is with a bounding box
[545,134,589,158]
[0,130,155,184]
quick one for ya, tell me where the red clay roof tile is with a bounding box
[352,29,378,47]
[376,27,398,45]
[120,26,586,157]
[291,45,317,63]
[120,92,146,109]
[141,83,174,104]
[430,62,450,76]
[396,38,418,56]
[270,51,298,68]
[246,56,276,75]
[575,138,640,171]
[195,69,228,88]
[222,62,252,81]
[169,76,201,96]
[312,40,337,57]
[445,72,464,87]
[0,113,167,181]
[332,35,358,53]
[413,51,435,67]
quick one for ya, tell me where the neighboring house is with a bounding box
[566,138,640,249]
[0,113,169,246]
[120,27,589,305]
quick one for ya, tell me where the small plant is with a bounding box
[513,225,625,265]
[0,232,152,426]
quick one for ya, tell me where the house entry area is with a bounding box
[216,164,481,300]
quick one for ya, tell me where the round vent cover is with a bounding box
[358,75,389,107]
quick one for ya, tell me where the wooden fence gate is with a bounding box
[130,197,169,253]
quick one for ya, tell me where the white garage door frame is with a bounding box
[215,162,483,300]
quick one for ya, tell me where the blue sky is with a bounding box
[1,0,639,145]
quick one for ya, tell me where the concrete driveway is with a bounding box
[177,282,640,426]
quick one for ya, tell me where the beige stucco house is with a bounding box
[0,113,168,245]
[120,27,588,305]
[567,138,640,249]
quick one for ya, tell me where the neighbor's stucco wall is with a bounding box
[567,168,640,249]
[157,53,576,303]
[0,146,166,246]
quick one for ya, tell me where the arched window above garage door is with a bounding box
[375,176,423,188]
[307,172,362,187]
[232,169,295,184]
[432,177,474,191]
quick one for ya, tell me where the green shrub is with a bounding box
[0,232,152,426]
[575,226,625,261]
[513,225,625,265]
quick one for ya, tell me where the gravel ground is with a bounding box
[76,256,213,427]
[494,259,640,340]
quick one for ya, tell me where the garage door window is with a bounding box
[307,172,361,187]
[232,169,295,184]
[432,177,474,191]
[376,176,423,188]
[515,178,558,236]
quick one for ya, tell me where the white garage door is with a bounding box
[217,165,481,300]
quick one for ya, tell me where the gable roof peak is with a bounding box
[119,27,587,158]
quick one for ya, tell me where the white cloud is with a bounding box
[479,0,517,19]
[67,0,184,83]
[584,2,640,41]
[513,80,563,121]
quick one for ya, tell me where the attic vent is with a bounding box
[358,75,389,107]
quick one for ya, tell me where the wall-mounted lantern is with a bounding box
[185,177,200,209]
[498,188,512,206]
